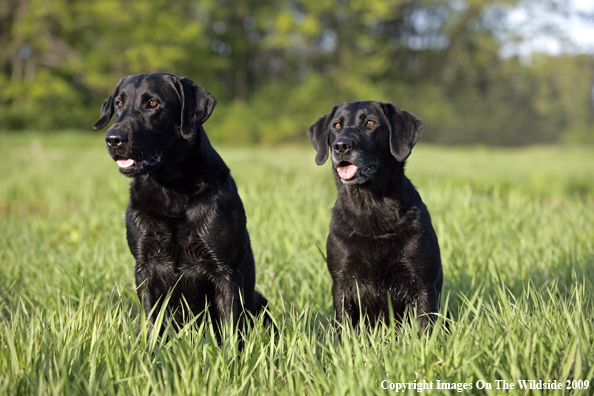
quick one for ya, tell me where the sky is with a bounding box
[567,0,594,52]
[503,0,594,58]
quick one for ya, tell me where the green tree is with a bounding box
[0,0,592,145]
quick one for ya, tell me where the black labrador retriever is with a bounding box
[308,101,443,330]
[92,73,268,336]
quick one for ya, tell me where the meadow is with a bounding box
[1,131,593,395]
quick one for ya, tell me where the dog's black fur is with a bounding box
[308,101,442,330]
[92,73,268,335]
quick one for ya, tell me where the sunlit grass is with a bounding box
[1,132,593,394]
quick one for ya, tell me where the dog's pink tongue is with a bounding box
[337,165,358,180]
[117,158,135,168]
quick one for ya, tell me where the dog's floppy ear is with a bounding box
[307,105,339,165]
[172,76,217,140]
[380,102,425,162]
[91,76,130,130]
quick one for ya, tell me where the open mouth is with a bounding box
[336,161,376,183]
[114,148,163,172]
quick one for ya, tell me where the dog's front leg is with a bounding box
[332,282,360,328]
[214,277,246,335]
[415,286,441,331]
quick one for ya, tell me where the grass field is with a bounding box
[1,131,593,395]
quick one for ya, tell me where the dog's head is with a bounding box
[92,73,217,178]
[307,101,425,185]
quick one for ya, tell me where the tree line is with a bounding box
[1,0,593,145]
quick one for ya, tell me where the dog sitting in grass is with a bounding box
[308,101,443,330]
[92,73,269,337]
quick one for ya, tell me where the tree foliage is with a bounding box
[1,0,593,145]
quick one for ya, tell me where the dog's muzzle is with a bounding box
[335,161,377,185]
[110,148,164,177]
[331,139,377,184]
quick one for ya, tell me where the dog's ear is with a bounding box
[380,102,425,162]
[172,76,217,140]
[307,105,339,165]
[91,76,130,130]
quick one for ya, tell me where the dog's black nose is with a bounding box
[333,138,353,155]
[105,131,128,148]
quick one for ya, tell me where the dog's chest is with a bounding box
[344,235,409,273]
[329,230,420,298]
[155,225,207,263]
[128,209,214,271]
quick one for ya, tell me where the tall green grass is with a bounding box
[1,132,593,395]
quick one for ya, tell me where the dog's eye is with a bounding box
[367,120,375,126]
[333,123,341,130]
[115,101,122,109]
[148,99,158,108]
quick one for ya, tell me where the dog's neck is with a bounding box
[144,127,230,195]
[333,162,419,233]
